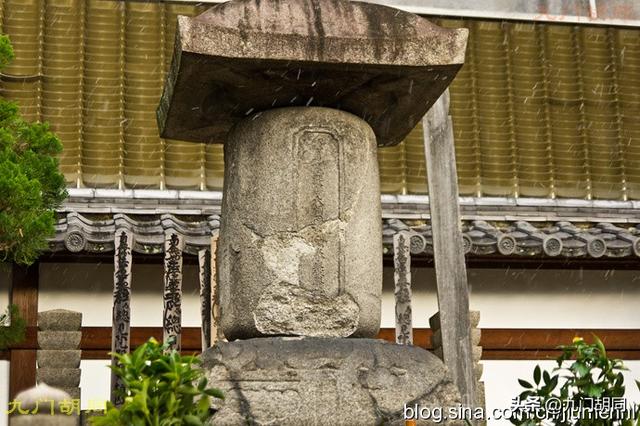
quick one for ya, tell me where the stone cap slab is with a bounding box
[157,0,468,147]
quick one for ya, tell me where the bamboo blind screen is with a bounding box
[1,4,639,199]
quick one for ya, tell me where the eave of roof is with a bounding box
[50,210,640,259]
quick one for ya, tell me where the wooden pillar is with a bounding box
[111,229,132,405]
[210,234,222,344]
[393,232,413,345]
[422,90,475,407]
[9,262,39,399]
[163,232,184,351]
[198,249,212,351]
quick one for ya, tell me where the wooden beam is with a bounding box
[423,91,475,406]
[9,263,39,399]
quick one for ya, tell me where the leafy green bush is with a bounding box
[0,34,67,265]
[92,337,223,426]
[512,335,640,425]
[0,304,26,349]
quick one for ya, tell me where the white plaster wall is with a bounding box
[0,266,10,426]
[0,361,8,426]
[381,267,640,328]
[39,262,203,327]
[79,360,111,411]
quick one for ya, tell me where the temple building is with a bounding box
[1,0,639,424]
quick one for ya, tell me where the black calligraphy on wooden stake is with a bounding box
[199,249,211,351]
[393,232,413,345]
[163,232,183,351]
[111,229,132,405]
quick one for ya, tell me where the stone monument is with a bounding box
[158,0,469,423]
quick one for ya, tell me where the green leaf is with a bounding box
[183,415,203,426]
[204,388,225,399]
[571,361,590,378]
[518,379,533,389]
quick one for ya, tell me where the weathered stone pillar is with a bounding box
[218,107,382,340]
[36,310,82,402]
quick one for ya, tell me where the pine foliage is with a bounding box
[0,35,67,265]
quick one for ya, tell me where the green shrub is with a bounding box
[512,335,640,425]
[0,304,26,349]
[92,337,223,426]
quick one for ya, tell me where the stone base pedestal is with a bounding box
[203,337,462,425]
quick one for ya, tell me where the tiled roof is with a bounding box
[1,2,639,200]
[49,212,640,259]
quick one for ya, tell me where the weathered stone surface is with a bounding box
[37,350,81,368]
[37,368,81,388]
[37,331,81,350]
[59,387,81,400]
[218,107,382,340]
[203,337,462,425]
[38,310,82,331]
[158,0,468,146]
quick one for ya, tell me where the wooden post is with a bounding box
[393,232,413,345]
[111,229,133,405]
[9,263,39,400]
[422,90,476,407]
[163,232,184,351]
[198,249,211,351]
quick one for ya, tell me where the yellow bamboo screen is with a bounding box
[1,6,640,199]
